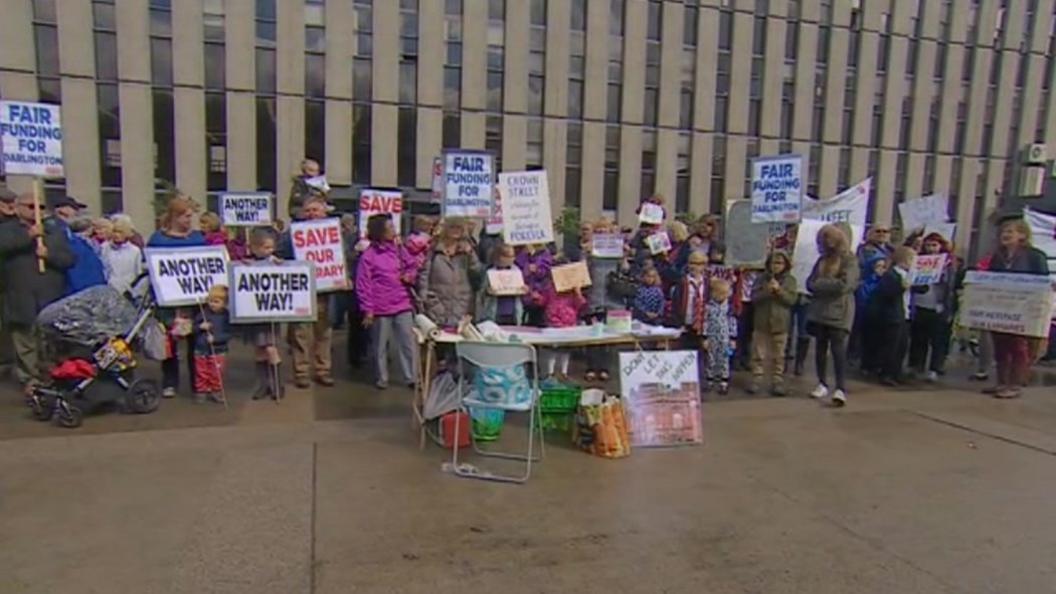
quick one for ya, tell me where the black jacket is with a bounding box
[868,268,910,325]
[0,217,76,325]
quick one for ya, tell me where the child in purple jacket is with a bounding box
[516,244,553,326]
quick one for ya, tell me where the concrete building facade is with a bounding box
[1,0,1054,252]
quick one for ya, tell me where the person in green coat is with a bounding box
[747,250,798,396]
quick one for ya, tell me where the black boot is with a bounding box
[252,362,269,400]
[794,338,810,377]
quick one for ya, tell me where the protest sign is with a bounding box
[645,231,672,255]
[230,262,317,323]
[145,246,229,307]
[486,268,526,296]
[358,188,403,238]
[725,200,769,268]
[898,194,949,233]
[443,151,493,218]
[485,188,504,234]
[499,170,554,246]
[290,218,348,292]
[909,253,948,286]
[0,101,64,177]
[802,178,871,226]
[592,233,625,259]
[220,192,272,226]
[638,203,665,225]
[924,222,957,242]
[551,261,592,292]
[751,154,803,223]
[618,350,703,447]
[790,219,863,294]
[962,271,1054,338]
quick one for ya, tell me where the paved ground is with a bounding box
[1,339,1055,594]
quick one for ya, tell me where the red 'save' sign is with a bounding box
[358,189,403,238]
[291,218,348,292]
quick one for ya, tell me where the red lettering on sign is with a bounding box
[359,195,403,213]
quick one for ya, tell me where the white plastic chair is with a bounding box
[451,341,545,484]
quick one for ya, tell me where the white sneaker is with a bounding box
[162,387,176,399]
[926,371,938,382]
[810,384,829,399]
[832,389,847,406]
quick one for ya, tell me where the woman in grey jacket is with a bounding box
[805,224,860,407]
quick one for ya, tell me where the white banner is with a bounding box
[230,262,317,323]
[290,218,348,292]
[1024,207,1056,262]
[0,101,64,177]
[443,151,494,218]
[220,192,272,226]
[358,188,403,238]
[618,350,703,447]
[751,154,803,223]
[962,271,1054,338]
[898,194,949,233]
[499,170,554,246]
[145,246,230,307]
[802,178,871,226]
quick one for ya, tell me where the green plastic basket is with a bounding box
[540,385,581,413]
[541,411,575,433]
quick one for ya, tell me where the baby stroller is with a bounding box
[27,281,164,428]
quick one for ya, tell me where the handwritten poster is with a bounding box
[592,233,625,259]
[645,231,672,255]
[898,194,949,233]
[499,170,554,246]
[962,271,1054,338]
[638,203,665,225]
[486,268,526,296]
[550,261,592,292]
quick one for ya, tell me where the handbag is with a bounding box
[606,269,638,300]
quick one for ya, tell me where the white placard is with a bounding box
[358,188,403,238]
[0,101,64,177]
[638,203,665,225]
[791,219,864,295]
[909,253,948,286]
[618,350,703,447]
[751,154,803,223]
[230,262,317,323]
[898,194,949,233]
[485,188,504,234]
[220,192,273,226]
[646,231,672,254]
[145,246,230,307]
[443,151,494,218]
[591,233,625,258]
[802,178,871,226]
[290,218,348,293]
[486,268,526,296]
[499,170,554,246]
[962,271,1055,338]
[924,222,957,242]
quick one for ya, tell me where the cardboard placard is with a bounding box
[358,188,403,238]
[591,233,625,259]
[486,268,526,296]
[443,151,494,218]
[645,231,672,255]
[550,261,592,292]
[751,154,803,223]
[725,200,769,268]
[962,271,1054,338]
[230,262,317,323]
[499,170,555,246]
[638,203,665,225]
[618,350,703,447]
[909,253,948,286]
[0,100,64,177]
[220,192,273,226]
[145,246,230,307]
[290,218,348,292]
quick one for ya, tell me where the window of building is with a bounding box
[718,10,732,51]
[676,132,691,213]
[485,115,503,170]
[352,104,372,184]
[397,107,417,188]
[487,0,504,112]
[400,0,419,107]
[684,5,698,46]
[255,97,277,191]
[528,0,546,116]
[566,122,583,207]
[442,112,461,149]
[206,92,227,189]
[97,82,122,188]
[607,0,624,122]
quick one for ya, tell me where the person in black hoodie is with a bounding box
[870,246,916,386]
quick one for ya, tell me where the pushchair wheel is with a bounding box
[26,391,53,422]
[124,379,161,414]
[53,400,83,429]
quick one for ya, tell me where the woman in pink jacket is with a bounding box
[355,214,418,389]
[540,282,587,381]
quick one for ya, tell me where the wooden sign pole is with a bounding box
[32,178,45,274]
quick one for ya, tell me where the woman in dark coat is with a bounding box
[805,224,860,407]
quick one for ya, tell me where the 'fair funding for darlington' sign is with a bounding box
[230,262,317,323]
[443,151,494,218]
[751,154,803,224]
[220,193,273,226]
[144,246,230,307]
[0,101,64,177]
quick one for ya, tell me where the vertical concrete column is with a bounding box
[874,150,899,226]
[323,0,353,186]
[460,0,487,150]
[116,0,154,226]
[935,4,968,155]
[955,157,982,249]
[371,0,398,186]
[224,0,256,191]
[580,122,606,220]
[502,114,527,172]
[0,0,39,195]
[982,0,1027,213]
[543,120,567,214]
[726,12,752,135]
[692,5,718,133]
[275,0,304,211]
[656,1,681,128]
[57,0,102,210]
[617,126,642,226]
[872,2,912,224]
[818,4,849,196]
[904,154,926,199]
[689,132,713,215]
[934,155,953,197]
[417,109,442,189]
[417,0,444,188]
[654,129,678,203]
[850,1,881,183]
[579,2,609,217]
[760,1,787,139]
[620,0,645,125]
[723,135,746,206]
[790,20,817,142]
[172,0,205,203]
[503,0,528,115]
